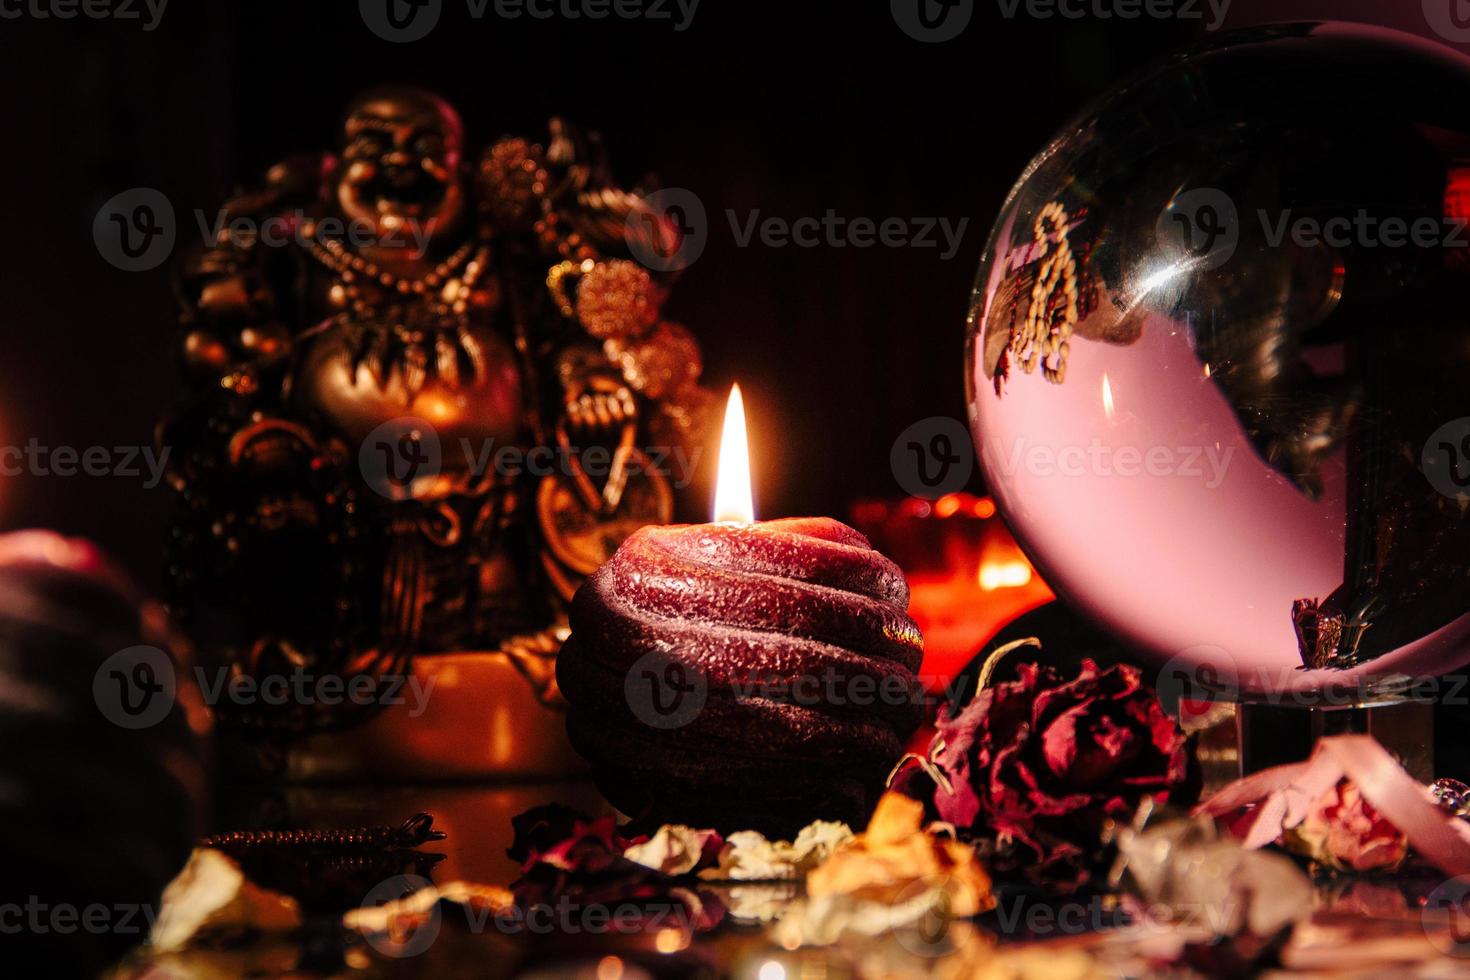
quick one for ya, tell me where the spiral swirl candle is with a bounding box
[557,387,924,834]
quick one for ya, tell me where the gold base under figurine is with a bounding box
[286,636,585,781]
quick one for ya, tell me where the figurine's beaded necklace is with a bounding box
[305,221,490,319]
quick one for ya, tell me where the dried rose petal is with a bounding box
[624,825,724,876]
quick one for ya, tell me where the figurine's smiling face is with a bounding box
[337,87,464,246]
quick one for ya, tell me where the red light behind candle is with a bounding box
[851,493,1053,687]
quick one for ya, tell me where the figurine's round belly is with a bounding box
[297,320,523,497]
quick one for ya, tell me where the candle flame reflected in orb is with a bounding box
[1101,373,1115,421]
[713,384,755,523]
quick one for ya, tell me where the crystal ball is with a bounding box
[966,23,1470,702]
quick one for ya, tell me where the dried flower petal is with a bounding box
[704,820,854,882]
[624,825,724,876]
[718,883,801,922]
[806,794,994,917]
[150,849,301,953]
[1114,816,1312,939]
[506,805,725,936]
[343,880,515,941]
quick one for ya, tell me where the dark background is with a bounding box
[0,0,1457,589]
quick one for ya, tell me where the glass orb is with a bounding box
[966,23,1470,701]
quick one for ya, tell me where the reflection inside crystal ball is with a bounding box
[966,22,1470,700]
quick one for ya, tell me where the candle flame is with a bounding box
[1101,373,1115,421]
[713,384,755,523]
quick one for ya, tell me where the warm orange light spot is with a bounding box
[980,561,1033,591]
[1102,373,1115,421]
[713,384,755,523]
[758,962,787,980]
[972,497,997,519]
[934,493,962,518]
[412,390,458,424]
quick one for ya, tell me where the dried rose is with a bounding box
[1197,735,1470,880]
[1285,780,1408,872]
[923,658,1191,888]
